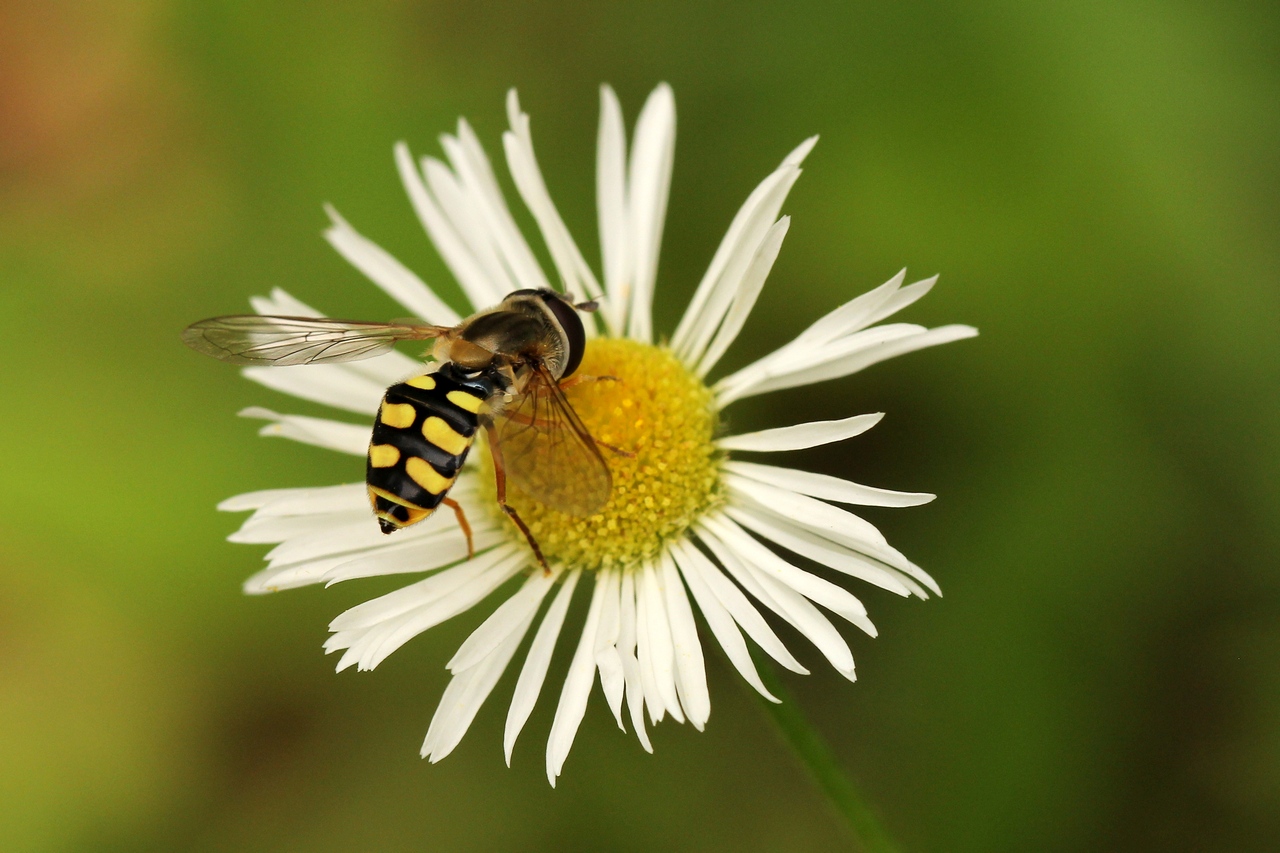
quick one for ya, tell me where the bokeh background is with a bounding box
[2,2,1277,851]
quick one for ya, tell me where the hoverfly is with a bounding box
[183,288,613,570]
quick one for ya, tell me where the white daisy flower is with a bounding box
[217,84,977,785]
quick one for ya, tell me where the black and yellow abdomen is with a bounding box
[366,363,495,533]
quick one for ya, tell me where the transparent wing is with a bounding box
[181,315,450,366]
[495,362,612,517]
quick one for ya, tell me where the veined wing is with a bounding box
[182,315,449,366]
[495,362,612,517]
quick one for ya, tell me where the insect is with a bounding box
[183,288,613,570]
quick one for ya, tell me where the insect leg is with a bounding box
[441,496,474,559]
[555,373,619,391]
[500,410,556,429]
[595,439,635,459]
[485,424,551,573]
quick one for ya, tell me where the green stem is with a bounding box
[749,647,903,853]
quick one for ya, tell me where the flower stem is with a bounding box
[749,648,903,853]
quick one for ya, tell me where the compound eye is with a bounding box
[540,293,586,378]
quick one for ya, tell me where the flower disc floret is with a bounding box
[489,338,722,571]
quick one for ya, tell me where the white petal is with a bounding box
[323,205,461,326]
[696,216,791,377]
[596,85,629,336]
[709,268,963,401]
[865,275,938,329]
[448,569,559,673]
[725,459,935,507]
[546,569,609,785]
[253,479,481,557]
[242,363,383,415]
[712,513,878,635]
[228,509,369,544]
[237,407,369,456]
[444,112,550,295]
[328,544,519,632]
[221,482,367,518]
[671,137,815,361]
[780,134,821,168]
[617,571,653,752]
[394,141,502,312]
[724,474,894,552]
[788,271,937,346]
[233,481,480,594]
[676,179,798,366]
[671,539,777,701]
[723,472,889,556]
[726,504,908,602]
[719,324,979,405]
[725,477,941,596]
[592,570,626,730]
[254,479,481,563]
[687,529,808,674]
[699,516,857,679]
[633,563,665,725]
[242,553,354,594]
[738,504,933,599]
[330,548,526,672]
[243,523,484,594]
[505,570,580,765]
[625,83,675,344]
[790,269,907,346]
[594,568,621,652]
[262,495,471,566]
[423,608,535,762]
[743,559,858,681]
[680,198,795,369]
[249,286,323,319]
[422,153,519,302]
[259,517,376,562]
[639,560,684,723]
[219,486,311,512]
[457,115,549,292]
[660,550,709,729]
[502,98,602,302]
[717,413,884,453]
[321,526,503,585]
[714,322,924,404]
[751,324,980,399]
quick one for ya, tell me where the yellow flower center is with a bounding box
[481,338,722,572]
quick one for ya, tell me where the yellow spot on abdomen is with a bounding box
[405,374,436,390]
[422,416,470,456]
[368,485,434,528]
[368,485,427,510]
[368,444,400,468]
[380,401,417,429]
[447,390,485,413]
[406,456,454,495]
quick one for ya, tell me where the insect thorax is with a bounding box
[455,299,570,378]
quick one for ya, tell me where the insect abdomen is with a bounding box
[366,366,493,533]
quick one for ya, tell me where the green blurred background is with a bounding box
[2,2,1277,850]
